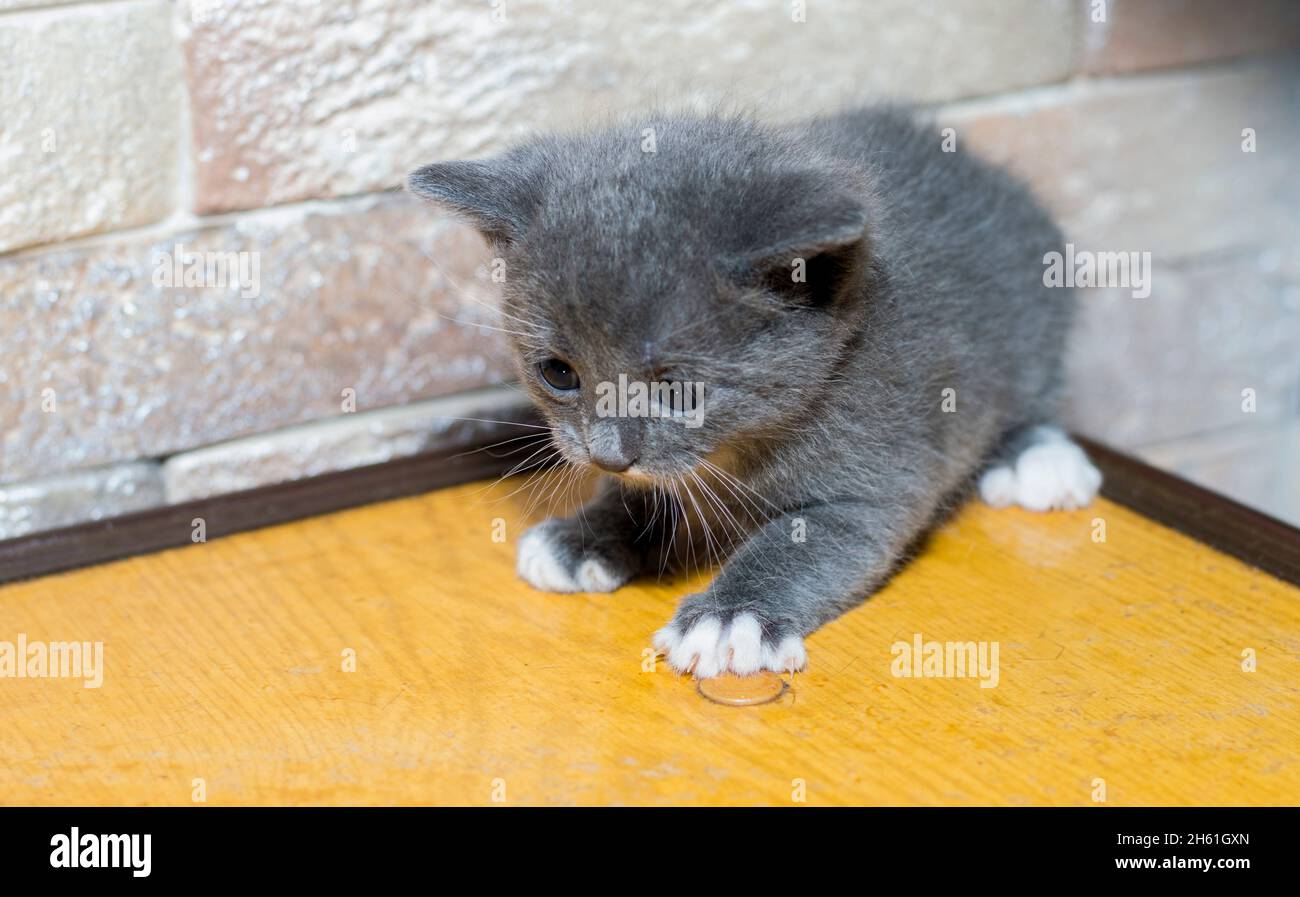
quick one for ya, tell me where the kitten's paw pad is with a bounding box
[980,431,1102,512]
[515,523,631,594]
[654,611,807,678]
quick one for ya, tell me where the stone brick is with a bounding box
[162,385,533,502]
[0,0,180,253]
[940,60,1300,453]
[949,58,1300,259]
[0,461,163,541]
[1063,250,1300,447]
[184,0,1080,212]
[0,194,514,484]
[1082,0,1300,75]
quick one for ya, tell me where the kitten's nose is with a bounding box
[590,447,637,473]
[588,419,641,473]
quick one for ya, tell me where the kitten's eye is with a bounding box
[538,357,580,391]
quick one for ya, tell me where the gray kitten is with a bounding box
[409,106,1101,678]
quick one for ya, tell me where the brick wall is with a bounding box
[2,0,1298,537]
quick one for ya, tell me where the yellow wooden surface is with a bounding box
[0,476,1297,806]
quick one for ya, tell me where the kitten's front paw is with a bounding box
[652,602,807,678]
[516,520,634,594]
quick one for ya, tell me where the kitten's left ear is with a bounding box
[407,156,542,247]
[728,189,871,308]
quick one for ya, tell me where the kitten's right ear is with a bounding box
[406,158,540,247]
[728,193,871,309]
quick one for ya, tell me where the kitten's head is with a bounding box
[409,114,875,485]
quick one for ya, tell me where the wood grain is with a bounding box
[0,476,1296,806]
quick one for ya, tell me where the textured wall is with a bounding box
[951,60,1300,446]
[0,195,512,484]
[183,0,1080,213]
[1,0,1298,538]
[0,0,180,253]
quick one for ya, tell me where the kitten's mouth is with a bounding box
[594,455,730,489]
[610,464,658,485]
[585,459,682,488]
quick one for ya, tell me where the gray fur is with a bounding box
[409,106,1076,660]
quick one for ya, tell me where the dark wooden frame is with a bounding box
[2,430,1297,587]
[1077,437,1300,585]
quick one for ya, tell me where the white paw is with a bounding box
[574,558,623,592]
[652,613,807,678]
[980,429,1102,512]
[515,524,627,593]
[978,465,1019,508]
[516,525,579,592]
[762,635,808,673]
